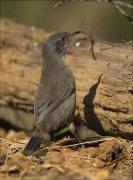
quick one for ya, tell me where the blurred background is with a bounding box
[1,0,132,42]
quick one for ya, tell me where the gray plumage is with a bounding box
[23,31,80,156]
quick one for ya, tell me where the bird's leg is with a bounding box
[69,122,85,148]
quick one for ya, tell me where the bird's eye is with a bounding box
[60,37,66,43]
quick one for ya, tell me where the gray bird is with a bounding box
[23,31,81,156]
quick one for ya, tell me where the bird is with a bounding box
[22,31,81,156]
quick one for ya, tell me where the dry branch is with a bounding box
[54,0,133,24]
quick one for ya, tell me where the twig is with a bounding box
[76,155,127,171]
[110,0,133,24]
[41,137,116,151]
[94,36,133,47]
[64,155,93,161]
[115,1,133,9]
[54,0,133,8]
[26,109,47,143]
[54,0,65,7]
[89,40,96,60]
[5,148,9,165]
[54,0,133,24]
[91,155,127,169]
[0,138,25,147]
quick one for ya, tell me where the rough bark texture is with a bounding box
[1,19,133,139]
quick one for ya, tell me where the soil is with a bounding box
[0,130,133,180]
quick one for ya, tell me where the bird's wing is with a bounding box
[36,83,75,123]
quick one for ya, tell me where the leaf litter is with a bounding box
[0,133,132,180]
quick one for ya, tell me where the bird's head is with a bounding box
[42,31,81,62]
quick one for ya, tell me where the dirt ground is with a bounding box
[0,129,132,180]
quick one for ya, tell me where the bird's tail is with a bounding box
[22,129,43,156]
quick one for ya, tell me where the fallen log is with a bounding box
[1,19,133,139]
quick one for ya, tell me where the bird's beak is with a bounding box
[71,31,81,37]
[67,31,81,43]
